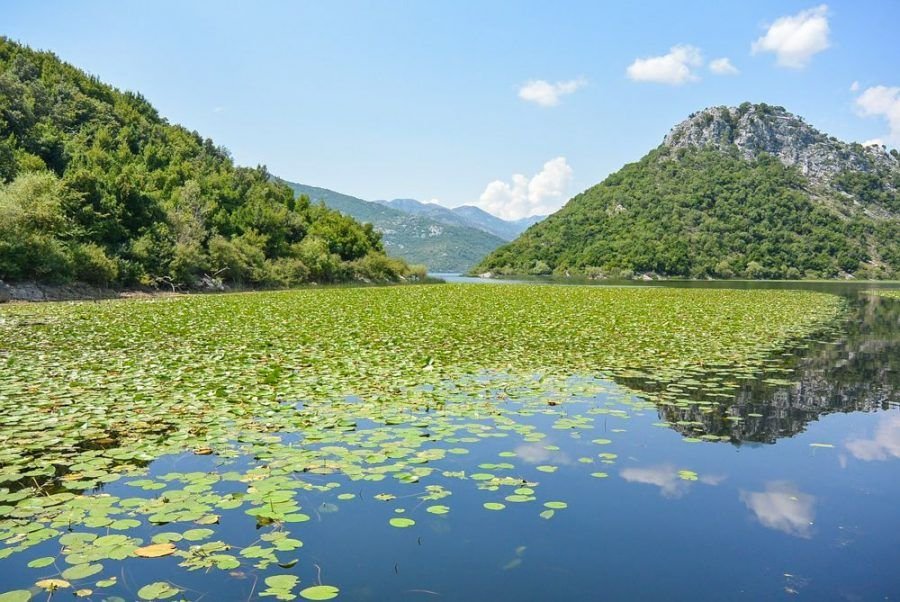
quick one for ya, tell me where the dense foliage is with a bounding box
[474,147,900,279]
[0,37,415,287]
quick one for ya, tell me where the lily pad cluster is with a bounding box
[0,284,845,598]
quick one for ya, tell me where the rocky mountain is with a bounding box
[474,103,900,280]
[277,180,507,272]
[665,103,898,192]
[378,198,545,241]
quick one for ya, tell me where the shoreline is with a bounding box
[0,276,445,304]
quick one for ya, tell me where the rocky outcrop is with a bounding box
[663,103,900,189]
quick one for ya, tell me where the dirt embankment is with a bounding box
[0,280,175,303]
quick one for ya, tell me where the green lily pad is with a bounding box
[61,563,103,581]
[137,581,180,600]
[299,585,340,600]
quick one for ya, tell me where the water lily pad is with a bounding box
[61,563,103,580]
[137,581,180,600]
[389,517,415,528]
[182,528,214,541]
[299,585,340,600]
[35,579,70,590]
[134,543,176,558]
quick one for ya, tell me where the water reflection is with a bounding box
[514,443,571,465]
[845,413,900,461]
[620,464,725,498]
[620,465,692,498]
[740,481,816,538]
[649,293,900,444]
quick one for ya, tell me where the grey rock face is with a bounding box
[663,104,899,189]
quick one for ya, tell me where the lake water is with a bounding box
[0,280,898,600]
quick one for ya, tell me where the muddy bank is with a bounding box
[0,280,166,303]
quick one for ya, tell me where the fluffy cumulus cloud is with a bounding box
[620,465,689,497]
[850,81,860,92]
[619,464,725,498]
[740,481,816,538]
[476,157,573,220]
[626,45,703,85]
[709,57,739,76]
[855,85,900,144]
[752,5,830,69]
[518,78,586,107]
[845,414,900,461]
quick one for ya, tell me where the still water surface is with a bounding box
[1,280,898,600]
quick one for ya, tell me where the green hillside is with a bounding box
[0,37,415,288]
[474,105,900,280]
[279,180,507,272]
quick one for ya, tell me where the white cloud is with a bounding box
[514,443,572,465]
[862,138,885,148]
[709,57,739,76]
[619,464,723,498]
[518,78,586,107]
[621,465,689,497]
[740,481,815,538]
[850,81,860,92]
[476,157,573,220]
[845,414,900,461]
[752,5,830,69]
[855,85,900,144]
[626,45,703,85]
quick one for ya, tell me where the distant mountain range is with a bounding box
[277,179,543,272]
[475,103,900,280]
[377,198,544,241]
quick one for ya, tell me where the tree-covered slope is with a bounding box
[474,104,900,280]
[0,37,414,288]
[278,180,507,272]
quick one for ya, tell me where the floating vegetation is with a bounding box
[0,284,845,598]
[868,289,900,301]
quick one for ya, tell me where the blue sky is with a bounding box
[2,1,898,219]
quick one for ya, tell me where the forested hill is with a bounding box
[277,179,507,272]
[473,103,900,280]
[0,37,416,288]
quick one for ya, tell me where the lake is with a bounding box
[0,281,897,601]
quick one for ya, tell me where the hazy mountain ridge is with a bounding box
[278,180,507,272]
[377,198,545,241]
[473,103,900,280]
